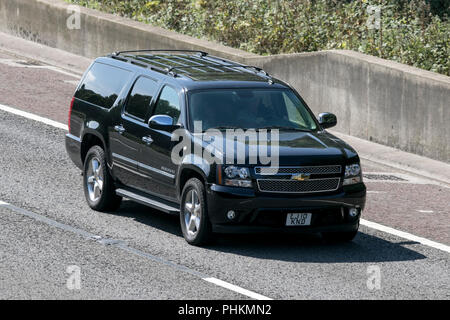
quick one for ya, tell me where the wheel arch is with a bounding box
[177,165,208,197]
[80,130,107,164]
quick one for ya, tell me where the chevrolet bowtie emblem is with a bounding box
[291,173,311,181]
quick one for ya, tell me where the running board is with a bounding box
[115,188,179,214]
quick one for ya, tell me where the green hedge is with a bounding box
[67,0,449,76]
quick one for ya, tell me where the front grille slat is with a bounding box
[257,178,340,193]
[255,166,341,175]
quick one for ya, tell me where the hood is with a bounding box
[193,130,359,167]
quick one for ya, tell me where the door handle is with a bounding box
[142,136,153,145]
[114,125,125,134]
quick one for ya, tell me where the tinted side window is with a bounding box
[153,86,181,122]
[281,91,317,130]
[75,62,132,108]
[124,77,158,120]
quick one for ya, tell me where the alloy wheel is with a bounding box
[184,189,201,238]
[86,157,103,202]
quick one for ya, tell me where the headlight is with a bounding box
[345,164,361,178]
[238,167,250,179]
[221,166,252,188]
[343,163,362,185]
[224,166,238,178]
[224,166,250,179]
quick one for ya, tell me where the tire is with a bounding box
[322,230,358,243]
[83,145,122,212]
[180,178,212,246]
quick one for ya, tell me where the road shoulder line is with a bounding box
[360,219,450,253]
[0,103,68,130]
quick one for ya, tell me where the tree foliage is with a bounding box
[68,0,449,75]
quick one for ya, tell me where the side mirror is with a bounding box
[318,112,337,129]
[148,114,179,131]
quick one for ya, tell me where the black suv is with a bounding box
[66,50,366,245]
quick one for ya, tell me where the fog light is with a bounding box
[343,176,362,185]
[349,207,359,217]
[227,210,236,220]
[224,179,252,188]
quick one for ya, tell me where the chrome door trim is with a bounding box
[112,152,175,179]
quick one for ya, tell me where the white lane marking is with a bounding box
[0,199,271,300]
[0,58,81,78]
[360,219,450,254]
[367,191,387,194]
[203,278,272,300]
[63,80,80,85]
[0,103,68,130]
[417,210,434,213]
[40,66,81,79]
[0,104,448,256]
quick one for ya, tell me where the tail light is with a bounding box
[68,97,75,132]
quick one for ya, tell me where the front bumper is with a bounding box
[206,183,366,234]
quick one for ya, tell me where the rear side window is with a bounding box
[153,86,181,123]
[124,77,158,120]
[75,62,132,108]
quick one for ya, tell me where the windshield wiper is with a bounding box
[203,126,244,132]
[203,126,312,132]
[257,126,312,132]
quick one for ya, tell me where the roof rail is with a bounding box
[165,64,270,77]
[240,65,270,77]
[112,49,208,57]
[109,50,271,81]
[109,54,179,77]
[201,55,270,77]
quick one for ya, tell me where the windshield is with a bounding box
[188,88,318,132]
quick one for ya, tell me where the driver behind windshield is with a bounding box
[188,88,317,132]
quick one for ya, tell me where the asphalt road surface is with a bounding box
[0,47,449,300]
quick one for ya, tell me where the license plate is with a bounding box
[286,213,312,226]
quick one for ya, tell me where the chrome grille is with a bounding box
[257,178,340,193]
[255,166,341,175]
